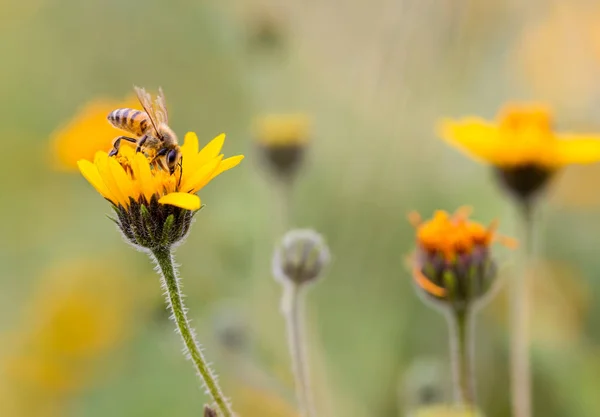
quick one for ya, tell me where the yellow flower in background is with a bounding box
[234,385,301,417]
[439,104,600,168]
[254,114,311,180]
[513,3,600,109]
[438,104,600,202]
[486,260,590,349]
[50,97,139,171]
[78,132,243,211]
[0,259,138,416]
[413,405,484,417]
[254,114,311,146]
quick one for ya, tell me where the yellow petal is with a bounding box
[209,155,244,180]
[553,135,600,166]
[180,155,223,194]
[108,156,137,202]
[158,192,201,211]
[180,131,199,159]
[77,159,112,201]
[437,118,505,165]
[132,152,156,201]
[197,133,225,166]
[95,153,128,207]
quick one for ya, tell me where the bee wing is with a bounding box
[134,86,161,135]
[155,87,169,124]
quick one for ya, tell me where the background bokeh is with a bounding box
[2,0,600,416]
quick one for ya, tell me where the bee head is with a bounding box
[166,146,182,175]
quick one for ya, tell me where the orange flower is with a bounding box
[409,208,516,302]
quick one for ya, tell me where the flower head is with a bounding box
[51,97,139,171]
[438,103,600,202]
[409,208,516,310]
[78,132,243,249]
[254,113,310,180]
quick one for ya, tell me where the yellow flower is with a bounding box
[254,114,311,146]
[413,405,483,417]
[50,97,140,171]
[254,114,310,180]
[438,103,600,168]
[0,259,139,415]
[78,132,243,211]
[409,207,516,304]
[513,3,600,108]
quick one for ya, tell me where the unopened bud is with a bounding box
[272,229,330,286]
[254,114,310,181]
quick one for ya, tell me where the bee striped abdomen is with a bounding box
[107,108,150,137]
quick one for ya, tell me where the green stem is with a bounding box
[449,308,475,406]
[510,201,535,417]
[282,283,316,417]
[151,246,234,417]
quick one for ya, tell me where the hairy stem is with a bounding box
[151,246,234,417]
[282,283,316,417]
[448,308,475,406]
[510,201,535,417]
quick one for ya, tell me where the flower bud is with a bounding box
[272,229,330,286]
[254,114,310,181]
[410,208,516,311]
[112,195,195,251]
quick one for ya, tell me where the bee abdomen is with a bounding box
[107,108,149,136]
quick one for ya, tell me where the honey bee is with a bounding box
[107,87,182,174]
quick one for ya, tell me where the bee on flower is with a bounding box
[77,88,244,250]
[74,87,242,416]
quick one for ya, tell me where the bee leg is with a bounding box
[135,135,148,153]
[177,156,183,187]
[109,136,137,157]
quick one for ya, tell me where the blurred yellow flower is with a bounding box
[513,3,600,108]
[254,114,310,180]
[254,114,311,147]
[486,260,590,349]
[234,385,300,417]
[78,132,243,211]
[413,405,483,417]
[50,97,139,171]
[0,259,139,415]
[438,104,600,168]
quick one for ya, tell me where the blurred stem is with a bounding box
[151,247,234,417]
[510,201,535,417]
[282,283,316,417]
[276,177,293,232]
[449,308,475,406]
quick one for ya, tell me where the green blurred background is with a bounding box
[3,0,600,416]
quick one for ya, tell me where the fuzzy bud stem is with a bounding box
[151,246,234,417]
[282,283,316,417]
[447,308,475,406]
